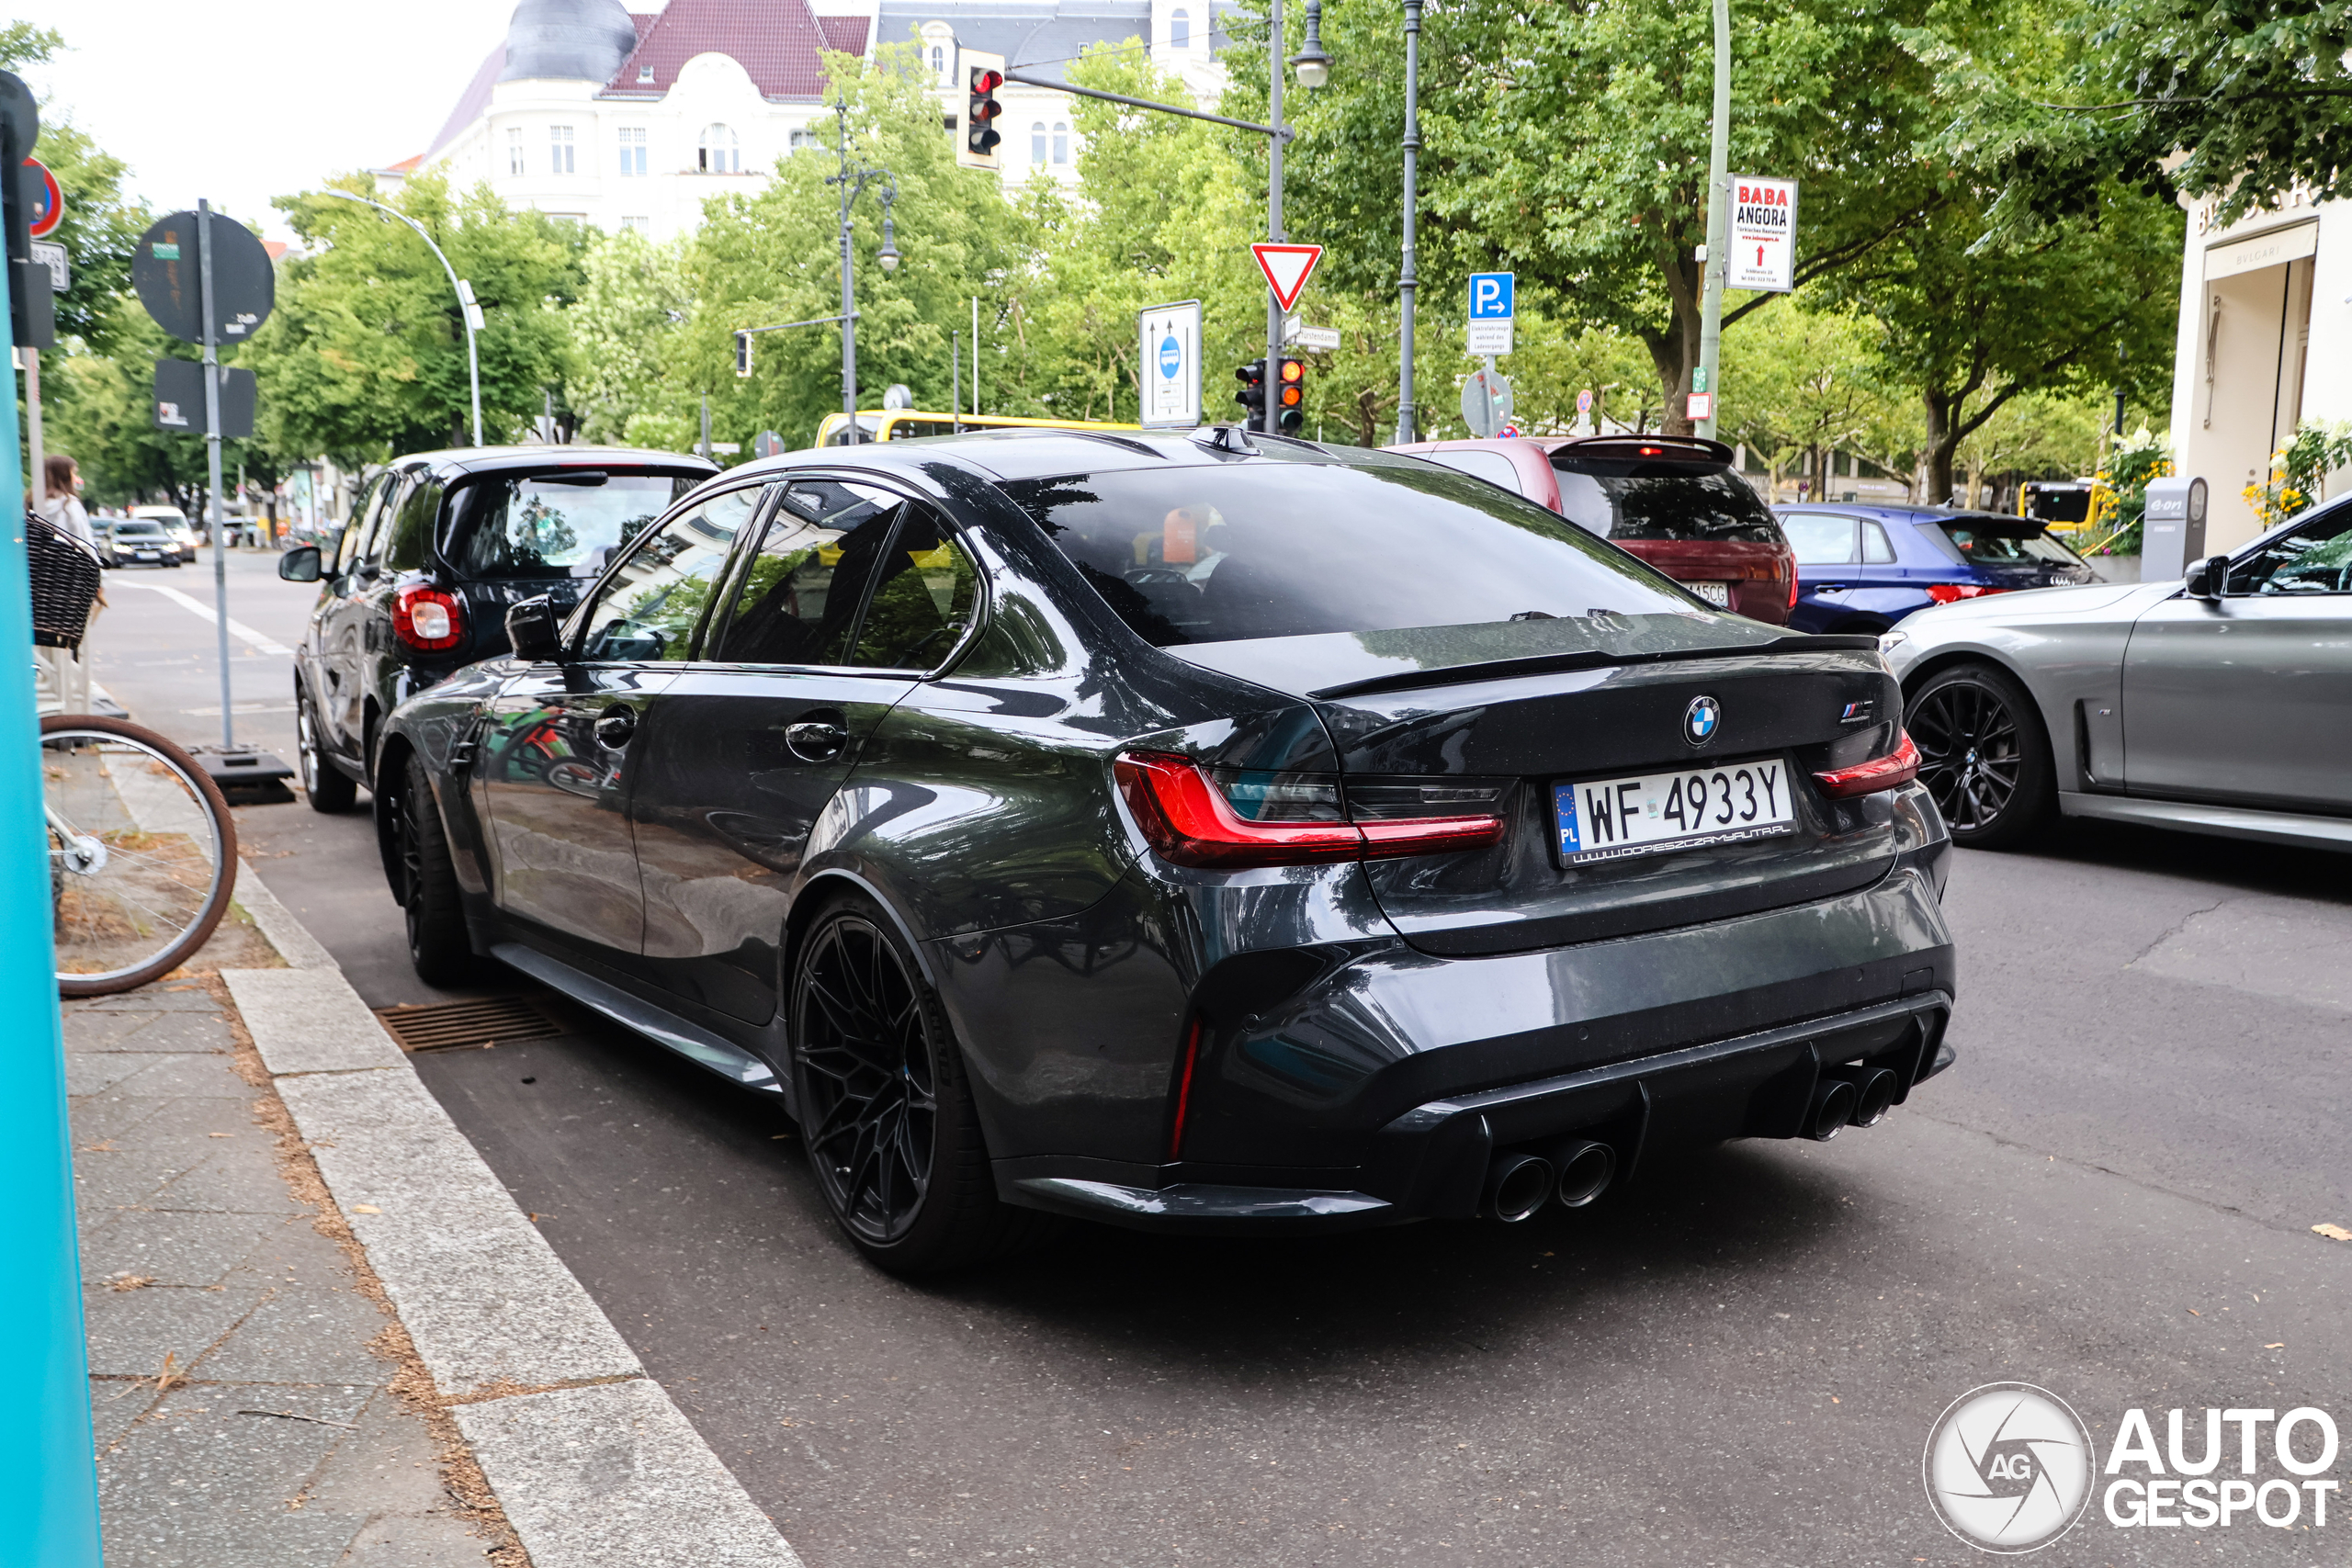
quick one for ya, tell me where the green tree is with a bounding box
[244,173,583,465]
[1721,305,1902,496]
[32,118,146,353]
[569,228,695,446]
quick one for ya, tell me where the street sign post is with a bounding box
[1138,299,1203,428]
[1466,271,1513,355]
[1250,243,1322,313]
[1727,176,1798,292]
[1460,365,1513,438]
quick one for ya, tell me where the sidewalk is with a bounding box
[69,981,516,1565]
[66,863,804,1567]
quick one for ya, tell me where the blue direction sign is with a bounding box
[1469,273,1514,319]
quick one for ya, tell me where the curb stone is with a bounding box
[221,859,803,1568]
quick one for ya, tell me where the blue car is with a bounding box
[1772,503,2100,636]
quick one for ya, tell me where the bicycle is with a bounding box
[44,714,240,996]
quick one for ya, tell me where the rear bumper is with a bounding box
[996,863,1956,1229]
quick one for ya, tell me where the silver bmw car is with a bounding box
[1883,498,2352,852]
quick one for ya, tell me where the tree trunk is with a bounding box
[1922,390,1961,504]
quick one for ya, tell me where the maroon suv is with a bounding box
[1386,434,1798,625]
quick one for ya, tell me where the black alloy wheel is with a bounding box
[789,893,1056,1273]
[1906,662,2054,850]
[396,752,475,986]
[298,684,357,813]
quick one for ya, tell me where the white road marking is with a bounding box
[109,579,296,658]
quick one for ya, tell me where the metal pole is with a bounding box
[953,331,960,431]
[972,296,980,417]
[1264,0,1285,434]
[311,190,482,445]
[24,348,41,510]
[198,201,235,751]
[1694,0,1731,440]
[1395,0,1422,445]
[837,105,858,442]
[0,111,103,1564]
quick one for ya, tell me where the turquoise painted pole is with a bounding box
[0,159,105,1564]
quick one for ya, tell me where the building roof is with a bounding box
[605,0,842,99]
[501,0,642,83]
[424,44,506,163]
[876,0,1228,85]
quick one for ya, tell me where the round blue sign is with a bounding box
[1159,334,1182,379]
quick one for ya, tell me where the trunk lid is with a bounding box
[1174,616,1904,955]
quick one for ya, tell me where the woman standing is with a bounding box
[35,453,101,715]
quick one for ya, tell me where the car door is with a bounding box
[628,477,973,1023]
[2121,504,2352,811]
[319,472,405,765]
[1781,511,1858,632]
[473,485,757,963]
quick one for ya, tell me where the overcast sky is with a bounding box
[13,1,643,240]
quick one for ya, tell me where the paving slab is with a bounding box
[65,1009,237,1054]
[80,1279,270,1379]
[76,987,226,1012]
[152,1138,308,1216]
[80,1208,281,1288]
[73,1149,189,1213]
[223,967,406,1076]
[95,1051,256,1100]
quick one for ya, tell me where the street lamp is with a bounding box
[309,187,484,446]
[1289,0,1332,88]
[826,102,897,441]
[1395,0,1424,446]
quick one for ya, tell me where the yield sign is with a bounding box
[1251,243,1322,312]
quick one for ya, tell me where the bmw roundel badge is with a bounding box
[1684,694,1722,747]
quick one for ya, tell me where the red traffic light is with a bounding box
[971,66,1004,95]
[1278,358,1304,384]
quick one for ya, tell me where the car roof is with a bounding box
[1771,502,2038,528]
[385,445,720,480]
[714,425,1371,487]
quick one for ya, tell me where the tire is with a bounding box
[393,751,476,987]
[43,715,238,997]
[789,891,1056,1274]
[297,683,358,814]
[1906,661,2055,849]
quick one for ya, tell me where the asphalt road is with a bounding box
[90,562,2352,1565]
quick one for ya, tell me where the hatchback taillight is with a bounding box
[393,585,465,651]
[1812,732,1921,798]
[1925,583,2007,604]
[1114,751,1504,868]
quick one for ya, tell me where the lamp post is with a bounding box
[1393,0,1423,444]
[827,102,897,444]
[1693,0,1731,440]
[311,188,484,446]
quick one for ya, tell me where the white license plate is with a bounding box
[1686,580,1732,606]
[1553,758,1794,863]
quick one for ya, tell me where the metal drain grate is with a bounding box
[373,995,565,1054]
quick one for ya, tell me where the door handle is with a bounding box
[785,719,848,763]
[594,705,639,750]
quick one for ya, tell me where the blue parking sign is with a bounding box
[1469,272,1514,320]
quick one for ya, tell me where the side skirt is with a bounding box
[490,942,785,1097]
[2058,791,2352,852]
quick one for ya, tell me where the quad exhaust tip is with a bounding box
[1552,1139,1616,1208]
[1820,1064,1899,1130]
[1804,1077,1857,1141]
[1482,1152,1554,1224]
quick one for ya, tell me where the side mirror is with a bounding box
[506,594,567,662]
[277,545,322,583]
[2186,553,2230,601]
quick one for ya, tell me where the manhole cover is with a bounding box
[373,995,564,1054]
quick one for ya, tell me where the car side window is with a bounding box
[2227,507,2352,595]
[356,476,411,575]
[1781,513,1857,565]
[577,486,764,662]
[336,475,390,577]
[710,480,906,666]
[381,479,443,572]
[850,508,980,670]
[1860,521,1897,564]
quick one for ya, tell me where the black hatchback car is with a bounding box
[375,429,1956,1273]
[278,446,715,812]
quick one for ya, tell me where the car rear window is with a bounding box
[1937,520,2087,568]
[1551,459,1781,545]
[452,471,698,579]
[116,522,164,537]
[999,460,1697,648]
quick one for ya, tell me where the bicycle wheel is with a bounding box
[42,715,239,997]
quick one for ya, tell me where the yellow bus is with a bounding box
[814,410,1142,446]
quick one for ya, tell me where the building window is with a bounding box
[506,128,526,175]
[1170,8,1191,49]
[1053,122,1069,164]
[622,215,650,233]
[550,125,575,175]
[618,126,647,176]
[637,63,654,83]
[1031,121,1046,164]
[931,44,945,77]
[789,129,815,150]
[698,123,739,174]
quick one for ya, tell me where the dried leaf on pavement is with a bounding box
[2313,1224,2352,1242]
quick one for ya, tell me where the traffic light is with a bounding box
[0,72,52,350]
[1275,356,1305,434]
[956,50,1006,170]
[734,331,752,378]
[1234,359,1266,425]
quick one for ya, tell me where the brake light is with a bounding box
[1113,751,1504,868]
[1925,583,2008,604]
[393,585,466,651]
[1787,564,1800,611]
[1812,732,1921,798]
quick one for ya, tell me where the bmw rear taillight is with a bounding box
[1925,583,2007,605]
[393,585,466,651]
[1114,751,1505,868]
[1812,731,1921,798]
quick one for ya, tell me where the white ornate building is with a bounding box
[383,0,1232,240]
